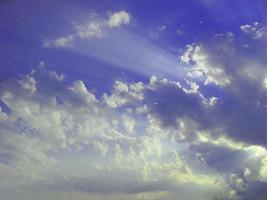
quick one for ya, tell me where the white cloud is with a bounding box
[181,44,231,87]
[68,80,97,104]
[43,35,74,48]
[44,11,131,48]
[92,141,109,156]
[260,155,267,181]
[102,80,144,109]
[18,74,37,94]
[263,77,267,89]
[76,21,104,39]
[122,114,135,133]
[114,80,129,93]
[107,11,130,28]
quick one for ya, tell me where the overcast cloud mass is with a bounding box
[1,0,267,200]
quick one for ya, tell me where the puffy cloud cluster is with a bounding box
[43,11,131,48]
[0,68,221,200]
[1,63,267,199]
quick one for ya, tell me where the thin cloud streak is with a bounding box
[73,28,185,79]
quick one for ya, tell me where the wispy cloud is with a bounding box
[43,11,183,80]
[43,11,131,48]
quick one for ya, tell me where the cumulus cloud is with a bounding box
[2,60,267,200]
[0,67,239,200]
[107,11,130,27]
[102,80,144,108]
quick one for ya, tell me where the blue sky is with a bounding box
[1,0,267,200]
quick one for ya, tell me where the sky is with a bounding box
[1,0,267,199]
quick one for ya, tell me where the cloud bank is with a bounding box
[1,57,267,199]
